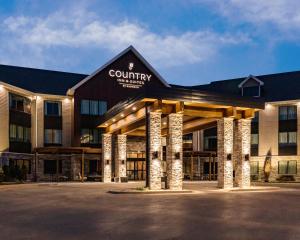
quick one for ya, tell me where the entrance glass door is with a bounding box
[127,152,146,180]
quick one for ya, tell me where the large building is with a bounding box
[0,46,298,188]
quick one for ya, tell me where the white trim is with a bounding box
[67,46,170,95]
[238,75,264,88]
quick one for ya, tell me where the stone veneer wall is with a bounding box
[116,135,127,178]
[148,112,162,190]
[166,113,183,190]
[217,118,234,189]
[234,119,251,188]
[102,134,112,182]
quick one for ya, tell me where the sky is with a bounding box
[0,0,300,86]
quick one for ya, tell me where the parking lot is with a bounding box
[0,182,299,240]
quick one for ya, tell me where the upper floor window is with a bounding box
[9,124,31,143]
[279,106,297,120]
[80,128,101,144]
[251,133,259,145]
[81,100,107,116]
[279,131,297,145]
[44,101,61,116]
[44,129,62,145]
[9,93,31,114]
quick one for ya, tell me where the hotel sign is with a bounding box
[108,62,152,89]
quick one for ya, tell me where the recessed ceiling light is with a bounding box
[121,113,124,117]
[132,106,137,111]
[112,119,116,122]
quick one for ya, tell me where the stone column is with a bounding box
[148,112,162,190]
[116,134,127,179]
[102,133,112,183]
[217,118,234,189]
[235,119,251,188]
[167,113,183,190]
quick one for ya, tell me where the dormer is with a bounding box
[238,75,264,97]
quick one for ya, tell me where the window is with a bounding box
[44,101,61,116]
[250,161,259,175]
[81,100,90,115]
[80,129,101,144]
[80,100,107,115]
[9,124,31,142]
[279,106,297,120]
[251,134,259,145]
[99,101,107,115]
[9,94,31,113]
[243,86,260,97]
[279,132,297,145]
[44,160,62,174]
[278,160,297,174]
[204,136,217,150]
[44,129,62,145]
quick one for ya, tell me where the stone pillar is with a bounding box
[167,113,183,190]
[116,134,127,178]
[217,118,234,189]
[235,119,251,188]
[102,134,112,183]
[148,112,162,190]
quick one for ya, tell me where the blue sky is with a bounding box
[0,0,300,85]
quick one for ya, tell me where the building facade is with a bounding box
[0,46,299,183]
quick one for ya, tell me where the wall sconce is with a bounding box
[244,154,250,161]
[152,151,159,159]
[227,153,232,161]
[174,152,180,160]
[106,160,110,165]
[121,160,125,165]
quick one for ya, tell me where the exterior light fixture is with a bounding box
[105,123,108,126]
[121,113,124,117]
[121,160,125,165]
[152,151,159,159]
[106,160,110,165]
[163,122,167,125]
[227,153,232,161]
[244,154,250,161]
[174,152,180,160]
[132,106,137,111]
[112,118,116,122]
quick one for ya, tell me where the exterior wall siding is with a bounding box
[259,104,278,156]
[62,98,72,147]
[0,86,9,151]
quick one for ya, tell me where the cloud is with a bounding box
[207,0,300,33]
[0,9,250,69]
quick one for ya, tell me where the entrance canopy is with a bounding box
[98,87,264,135]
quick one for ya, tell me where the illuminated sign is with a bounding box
[108,62,152,89]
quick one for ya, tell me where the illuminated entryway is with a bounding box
[99,87,264,190]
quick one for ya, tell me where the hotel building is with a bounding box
[0,46,299,189]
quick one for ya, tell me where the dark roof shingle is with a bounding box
[0,64,87,95]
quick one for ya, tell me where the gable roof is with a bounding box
[67,45,170,95]
[191,70,300,102]
[0,64,87,95]
[238,75,264,88]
